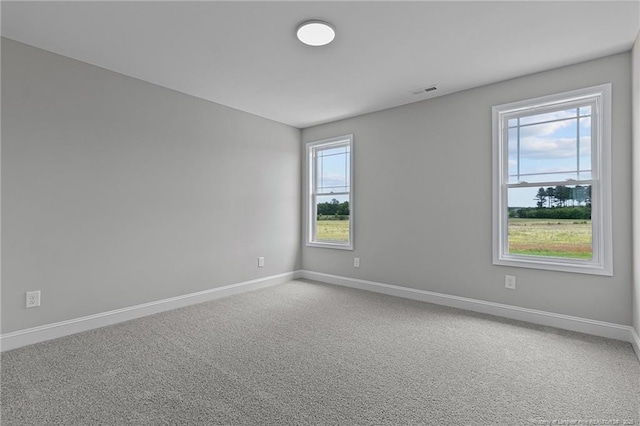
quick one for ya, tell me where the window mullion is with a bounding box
[577,109,581,179]
[516,117,521,181]
[506,180,593,189]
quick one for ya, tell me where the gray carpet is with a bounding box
[1,279,639,425]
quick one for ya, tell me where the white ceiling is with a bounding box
[2,1,639,128]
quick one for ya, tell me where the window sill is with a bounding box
[494,255,612,276]
[306,241,354,251]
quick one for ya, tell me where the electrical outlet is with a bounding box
[26,291,41,308]
[505,275,516,290]
[258,257,265,267]
[354,257,360,268]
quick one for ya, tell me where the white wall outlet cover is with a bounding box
[26,291,41,308]
[258,257,265,267]
[505,275,516,289]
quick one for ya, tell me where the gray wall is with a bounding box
[2,38,301,333]
[2,37,634,335]
[302,53,633,326]
[633,31,640,335]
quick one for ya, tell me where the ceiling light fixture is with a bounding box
[296,20,335,47]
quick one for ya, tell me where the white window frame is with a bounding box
[492,84,612,276]
[306,135,354,250]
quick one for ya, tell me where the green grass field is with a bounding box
[316,218,591,259]
[316,220,349,242]
[508,218,592,259]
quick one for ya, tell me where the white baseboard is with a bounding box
[1,270,302,352]
[4,269,639,362]
[301,270,638,351]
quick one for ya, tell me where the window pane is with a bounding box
[519,108,577,126]
[509,115,582,182]
[315,194,349,242]
[507,186,592,259]
[578,117,592,179]
[579,106,591,116]
[316,146,350,194]
[507,128,518,181]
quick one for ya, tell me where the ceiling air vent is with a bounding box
[411,86,437,95]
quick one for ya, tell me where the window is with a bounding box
[492,84,612,275]
[306,135,353,250]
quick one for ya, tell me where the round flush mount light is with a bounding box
[296,20,335,46]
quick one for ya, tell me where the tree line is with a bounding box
[317,199,349,219]
[511,185,592,220]
[534,185,591,208]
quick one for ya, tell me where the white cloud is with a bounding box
[318,173,347,191]
[519,119,573,139]
[509,136,576,159]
